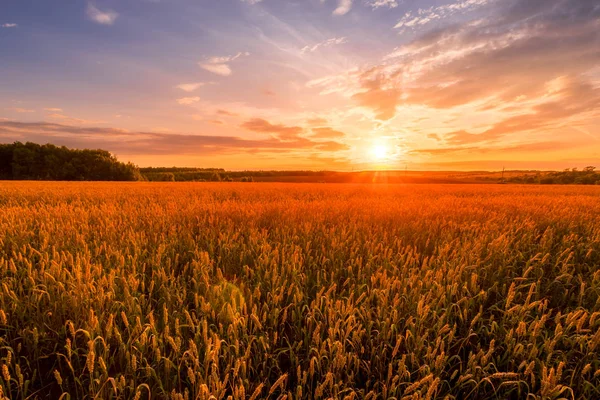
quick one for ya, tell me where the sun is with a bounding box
[372,144,388,161]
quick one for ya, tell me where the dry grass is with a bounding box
[0,182,599,399]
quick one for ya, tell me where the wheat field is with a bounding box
[1,182,599,399]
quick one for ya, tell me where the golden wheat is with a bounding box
[0,182,599,399]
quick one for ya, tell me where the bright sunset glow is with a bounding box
[1,0,599,170]
[372,144,388,161]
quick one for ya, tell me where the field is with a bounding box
[1,182,600,399]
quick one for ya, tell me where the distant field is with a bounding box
[1,182,600,399]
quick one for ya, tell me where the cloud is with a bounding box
[412,140,587,156]
[46,113,105,125]
[241,118,303,140]
[176,83,210,92]
[217,109,239,117]
[333,0,353,15]
[2,23,18,28]
[394,0,490,29]
[241,0,263,4]
[199,64,232,76]
[86,3,118,25]
[306,68,362,96]
[351,74,401,120]
[199,52,249,77]
[239,119,350,151]
[311,127,346,138]
[444,79,600,145]
[301,37,348,54]
[177,97,201,105]
[307,118,329,126]
[316,141,349,151]
[312,0,600,128]
[6,108,34,113]
[366,0,398,10]
[410,146,478,155]
[0,121,348,155]
[44,108,63,112]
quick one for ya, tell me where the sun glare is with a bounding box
[372,144,388,161]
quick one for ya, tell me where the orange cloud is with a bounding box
[311,127,346,139]
[445,78,600,145]
[307,117,329,126]
[217,109,239,117]
[241,118,303,140]
[351,74,401,120]
[0,121,349,156]
[177,97,200,105]
[6,107,34,113]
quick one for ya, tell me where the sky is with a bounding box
[1,0,599,170]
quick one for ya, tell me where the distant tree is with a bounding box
[162,173,176,182]
[540,177,555,184]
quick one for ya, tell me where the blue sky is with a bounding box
[1,0,599,170]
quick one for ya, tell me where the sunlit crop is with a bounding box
[1,182,599,399]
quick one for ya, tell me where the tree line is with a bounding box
[2,141,598,184]
[139,167,329,182]
[0,142,142,181]
[506,167,600,185]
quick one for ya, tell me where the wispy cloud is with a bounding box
[311,0,600,131]
[47,113,105,125]
[6,107,34,113]
[411,139,587,156]
[311,127,346,138]
[1,23,18,28]
[86,3,118,25]
[394,0,490,29]
[366,0,398,10]
[217,109,239,117]
[240,0,263,4]
[44,108,63,112]
[241,118,303,140]
[177,97,201,105]
[199,64,232,76]
[199,52,249,77]
[306,68,362,96]
[301,37,348,54]
[0,121,349,155]
[333,0,353,15]
[307,117,329,126]
[176,83,211,92]
[441,80,600,146]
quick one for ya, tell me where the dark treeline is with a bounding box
[141,167,600,184]
[138,168,465,183]
[141,167,226,173]
[0,142,142,181]
[505,167,600,185]
[139,167,329,182]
